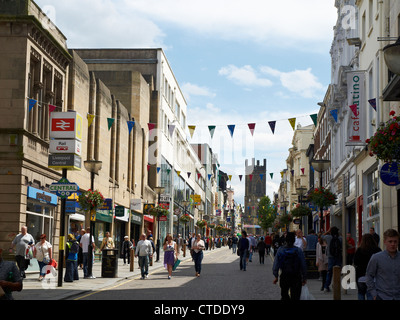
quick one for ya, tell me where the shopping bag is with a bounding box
[172,259,181,271]
[300,285,315,300]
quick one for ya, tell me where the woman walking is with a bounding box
[163,233,178,279]
[33,234,52,281]
[354,233,381,300]
[315,235,328,290]
[192,234,205,277]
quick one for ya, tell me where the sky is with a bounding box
[35,0,338,205]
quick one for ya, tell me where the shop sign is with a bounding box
[380,162,400,186]
[49,139,81,156]
[27,186,58,205]
[48,154,82,171]
[115,205,125,217]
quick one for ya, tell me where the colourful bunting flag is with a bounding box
[227,124,235,137]
[197,173,201,180]
[249,174,253,181]
[147,165,150,171]
[188,125,196,138]
[208,174,212,180]
[228,175,232,181]
[260,174,264,180]
[107,118,115,130]
[208,125,216,138]
[288,118,296,131]
[248,123,256,136]
[310,114,317,126]
[239,175,243,181]
[187,172,191,178]
[368,98,377,111]
[87,114,95,127]
[49,104,56,114]
[28,98,37,112]
[148,123,155,132]
[157,167,161,173]
[330,109,338,122]
[127,120,135,134]
[177,171,181,176]
[268,121,276,134]
[301,168,305,175]
[270,173,274,179]
[168,124,175,137]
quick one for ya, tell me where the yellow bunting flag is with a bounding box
[228,175,232,181]
[288,118,296,131]
[188,125,196,138]
[87,114,95,127]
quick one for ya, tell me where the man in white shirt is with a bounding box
[10,226,35,278]
[294,230,307,251]
[135,233,153,279]
[80,227,95,279]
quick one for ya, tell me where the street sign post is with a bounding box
[49,178,79,198]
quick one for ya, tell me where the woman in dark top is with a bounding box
[353,233,381,300]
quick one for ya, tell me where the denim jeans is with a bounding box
[193,251,203,274]
[324,256,342,289]
[232,243,237,253]
[357,280,373,300]
[138,255,149,277]
[240,250,248,270]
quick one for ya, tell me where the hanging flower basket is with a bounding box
[148,205,169,218]
[196,219,207,228]
[306,187,337,209]
[179,213,191,223]
[366,110,400,163]
[77,189,105,212]
[279,213,293,226]
[208,223,216,229]
[291,204,312,217]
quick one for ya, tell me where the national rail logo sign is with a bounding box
[50,111,83,141]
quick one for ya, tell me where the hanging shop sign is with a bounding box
[49,111,82,141]
[380,162,400,186]
[49,178,79,198]
[48,154,82,170]
[49,139,82,156]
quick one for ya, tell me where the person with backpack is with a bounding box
[322,226,342,293]
[273,232,307,300]
[64,234,80,282]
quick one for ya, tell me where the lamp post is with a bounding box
[83,160,102,279]
[296,186,307,231]
[311,159,331,232]
[154,186,165,262]
[281,200,289,231]
[181,200,190,240]
[383,37,400,75]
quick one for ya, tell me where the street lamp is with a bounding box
[383,37,400,75]
[154,186,165,262]
[311,158,331,232]
[296,186,307,231]
[181,200,190,240]
[83,160,102,279]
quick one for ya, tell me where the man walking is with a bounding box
[10,226,35,278]
[366,229,400,300]
[135,233,153,279]
[273,232,307,300]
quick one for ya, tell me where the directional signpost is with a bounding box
[48,111,82,287]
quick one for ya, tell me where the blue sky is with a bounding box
[35,0,338,204]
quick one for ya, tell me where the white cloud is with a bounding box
[261,66,325,98]
[123,0,337,49]
[219,65,273,88]
[181,83,216,101]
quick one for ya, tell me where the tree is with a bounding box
[257,196,277,231]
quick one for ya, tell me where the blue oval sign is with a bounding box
[380,162,400,186]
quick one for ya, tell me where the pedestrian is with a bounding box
[272,231,307,301]
[238,231,250,271]
[135,233,153,279]
[100,231,115,251]
[369,227,380,247]
[346,233,356,265]
[248,234,257,262]
[315,235,328,291]
[231,234,238,254]
[33,234,52,281]
[322,226,342,293]
[77,229,85,269]
[305,230,318,251]
[264,233,272,255]
[257,237,266,264]
[192,234,205,277]
[163,233,178,279]
[366,228,400,300]
[272,233,281,257]
[0,243,23,300]
[80,227,96,279]
[294,229,307,251]
[9,226,35,278]
[64,234,79,282]
[122,236,133,265]
[354,233,381,300]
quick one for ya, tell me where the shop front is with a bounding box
[26,186,58,272]
[131,211,143,245]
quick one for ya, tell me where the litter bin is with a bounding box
[101,249,118,278]
[303,249,319,279]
